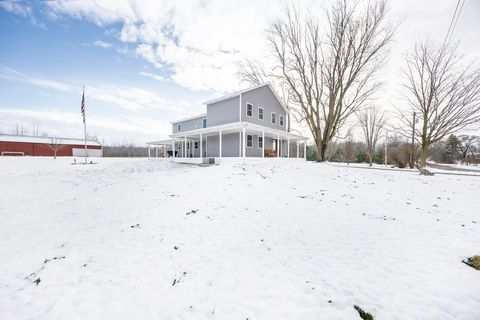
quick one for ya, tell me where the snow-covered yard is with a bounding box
[0,157,479,320]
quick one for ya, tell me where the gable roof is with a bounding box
[203,83,288,113]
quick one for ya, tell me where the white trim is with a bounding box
[246,134,253,148]
[257,136,263,149]
[169,121,308,141]
[258,107,264,121]
[246,102,253,117]
[271,112,276,125]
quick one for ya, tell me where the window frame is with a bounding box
[271,112,276,124]
[177,124,181,131]
[194,141,199,150]
[258,107,264,121]
[246,103,253,117]
[246,134,253,148]
[279,115,284,127]
[258,136,263,149]
[202,118,207,128]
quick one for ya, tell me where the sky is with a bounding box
[0,0,479,145]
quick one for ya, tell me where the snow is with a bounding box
[0,157,479,319]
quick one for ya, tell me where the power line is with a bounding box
[450,0,466,41]
[444,0,466,44]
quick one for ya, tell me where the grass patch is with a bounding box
[354,305,375,320]
[463,255,480,270]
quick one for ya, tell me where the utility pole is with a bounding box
[410,111,416,167]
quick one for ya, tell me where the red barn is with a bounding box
[0,134,102,157]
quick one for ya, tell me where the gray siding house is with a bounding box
[147,83,308,162]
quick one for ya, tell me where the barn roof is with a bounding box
[0,134,102,146]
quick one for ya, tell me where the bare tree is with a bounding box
[43,137,65,159]
[239,0,395,161]
[11,123,27,135]
[340,130,356,165]
[357,107,386,166]
[458,135,480,163]
[401,40,480,168]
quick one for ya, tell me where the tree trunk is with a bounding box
[419,144,428,168]
[315,142,322,162]
[319,143,327,162]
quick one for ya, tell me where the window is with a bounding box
[246,103,253,117]
[280,115,284,126]
[194,141,199,149]
[246,134,253,148]
[258,136,263,149]
[177,124,181,131]
[258,107,264,120]
[271,112,276,124]
[202,118,207,128]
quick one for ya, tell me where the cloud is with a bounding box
[0,66,183,113]
[0,67,73,92]
[0,107,171,144]
[139,71,167,82]
[0,0,32,16]
[93,40,113,49]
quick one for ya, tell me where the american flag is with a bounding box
[81,87,85,123]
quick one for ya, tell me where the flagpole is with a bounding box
[83,85,87,164]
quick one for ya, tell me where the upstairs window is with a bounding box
[202,118,207,128]
[258,136,263,149]
[258,107,264,120]
[246,103,253,117]
[280,115,284,127]
[177,124,181,131]
[246,134,253,148]
[271,112,276,124]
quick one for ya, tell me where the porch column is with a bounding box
[148,145,151,159]
[296,141,299,158]
[164,146,167,158]
[172,138,175,159]
[262,130,265,158]
[200,133,203,161]
[155,147,158,158]
[184,136,187,157]
[277,135,280,158]
[242,126,246,159]
[287,139,290,158]
[219,130,222,158]
[206,136,208,157]
[304,141,307,160]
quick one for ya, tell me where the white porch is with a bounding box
[147,122,308,163]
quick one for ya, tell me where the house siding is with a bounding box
[172,116,206,134]
[206,96,240,126]
[241,85,287,131]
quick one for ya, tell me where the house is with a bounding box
[0,134,103,157]
[147,83,308,163]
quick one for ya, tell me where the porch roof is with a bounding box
[169,121,308,141]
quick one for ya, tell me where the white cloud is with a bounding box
[0,67,184,113]
[44,0,480,98]
[0,67,73,92]
[0,107,171,144]
[93,40,113,49]
[0,0,32,16]
[139,71,167,82]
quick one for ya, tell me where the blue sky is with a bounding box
[1,0,479,144]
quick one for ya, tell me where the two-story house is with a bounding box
[147,83,308,163]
